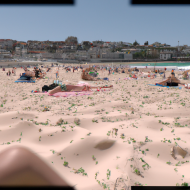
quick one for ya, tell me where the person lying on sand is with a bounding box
[48,84,113,95]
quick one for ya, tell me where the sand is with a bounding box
[0,65,190,189]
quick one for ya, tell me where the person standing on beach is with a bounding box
[171,69,175,77]
[109,68,111,75]
[14,67,16,76]
[55,69,59,79]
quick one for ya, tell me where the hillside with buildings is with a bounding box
[0,38,189,62]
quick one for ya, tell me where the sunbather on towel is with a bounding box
[48,84,113,95]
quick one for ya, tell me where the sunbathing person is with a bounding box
[48,84,113,95]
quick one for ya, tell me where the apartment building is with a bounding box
[160,51,173,60]
[101,52,133,60]
[0,39,15,50]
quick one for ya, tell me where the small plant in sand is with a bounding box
[134,182,144,186]
[107,169,111,180]
[72,167,88,176]
[92,118,98,123]
[16,138,21,143]
[92,155,96,161]
[145,136,152,142]
[63,161,69,167]
[56,118,64,125]
[107,131,111,136]
[120,133,125,139]
[74,118,80,125]
[181,182,188,186]
[95,172,99,179]
[166,161,172,165]
[134,168,141,176]
[39,136,41,141]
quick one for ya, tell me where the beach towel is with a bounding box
[48,88,110,97]
[148,84,182,89]
[51,91,94,97]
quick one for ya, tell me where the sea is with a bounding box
[128,62,190,71]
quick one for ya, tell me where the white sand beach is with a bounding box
[0,65,190,189]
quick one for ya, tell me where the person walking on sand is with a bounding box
[9,70,11,76]
[55,69,59,79]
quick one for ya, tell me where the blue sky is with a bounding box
[0,1,189,46]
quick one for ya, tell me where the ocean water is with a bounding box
[129,62,190,71]
[129,62,190,67]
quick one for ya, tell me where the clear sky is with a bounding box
[0,1,189,46]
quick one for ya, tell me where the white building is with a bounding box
[160,51,173,60]
[101,52,132,60]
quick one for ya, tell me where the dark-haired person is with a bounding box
[171,69,175,77]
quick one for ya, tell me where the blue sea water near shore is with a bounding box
[129,62,190,71]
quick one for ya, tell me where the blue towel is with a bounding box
[148,84,182,89]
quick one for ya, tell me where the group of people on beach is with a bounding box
[5,67,16,76]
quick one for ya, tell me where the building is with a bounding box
[0,49,12,58]
[160,51,173,60]
[121,49,142,54]
[0,39,14,50]
[101,52,132,60]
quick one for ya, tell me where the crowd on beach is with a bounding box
[0,62,185,83]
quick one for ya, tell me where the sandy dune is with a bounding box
[0,66,190,189]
